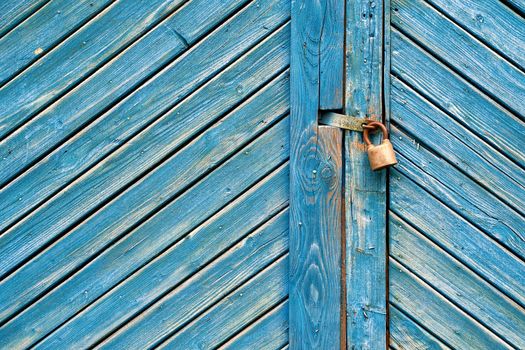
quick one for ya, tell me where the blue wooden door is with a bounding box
[0,1,293,348]
[388,0,525,348]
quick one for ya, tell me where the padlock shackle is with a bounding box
[363,121,389,146]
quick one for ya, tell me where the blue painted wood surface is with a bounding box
[0,0,114,85]
[0,0,290,278]
[0,0,187,139]
[0,0,49,37]
[0,0,250,191]
[319,0,344,110]
[389,0,525,347]
[344,0,387,348]
[222,300,289,349]
[0,1,292,348]
[289,0,343,348]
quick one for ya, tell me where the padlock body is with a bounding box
[367,139,397,171]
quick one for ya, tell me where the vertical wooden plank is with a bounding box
[345,0,388,348]
[289,0,343,348]
[319,0,345,110]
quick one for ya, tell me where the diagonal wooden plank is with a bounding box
[391,0,525,117]
[506,0,525,15]
[0,0,114,85]
[389,305,450,350]
[0,0,186,139]
[220,301,289,350]
[391,213,525,348]
[0,0,49,37]
[0,70,289,325]
[0,118,290,349]
[0,6,290,278]
[390,259,512,350]
[391,78,525,214]
[160,256,288,349]
[391,171,525,307]
[426,0,525,70]
[94,212,289,350]
[391,30,525,169]
[0,0,288,235]
[392,127,525,260]
[28,166,288,348]
[0,0,251,189]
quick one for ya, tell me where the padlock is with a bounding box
[363,121,397,171]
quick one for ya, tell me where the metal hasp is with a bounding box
[319,111,372,132]
[363,121,398,171]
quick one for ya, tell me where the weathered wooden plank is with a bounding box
[0,0,250,188]
[389,305,450,350]
[390,213,525,348]
[0,76,288,337]
[345,0,387,348]
[392,127,525,260]
[94,213,289,350]
[0,0,114,84]
[289,0,342,348]
[160,256,288,349]
[390,259,512,350]
[319,0,344,109]
[0,69,289,325]
[220,301,289,350]
[0,8,290,278]
[391,78,525,215]
[0,70,288,329]
[35,166,287,348]
[505,0,525,15]
[289,125,342,350]
[0,0,186,140]
[0,120,290,349]
[390,171,525,308]
[391,30,525,168]
[0,0,49,37]
[427,0,525,70]
[391,0,525,117]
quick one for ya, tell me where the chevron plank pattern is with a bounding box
[388,0,525,349]
[0,1,290,348]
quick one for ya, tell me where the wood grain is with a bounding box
[220,300,289,350]
[0,0,49,37]
[389,305,450,350]
[390,170,525,308]
[0,6,290,279]
[389,0,525,347]
[426,0,525,70]
[0,0,186,139]
[391,0,525,117]
[391,30,525,169]
[0,0,114,85]
[1,118,290,349]
[160,256,288,349]
[95,210,289,350]
[0,0,250,188]
[345,0,387,348]
[392,127,525,260]
[0,71,290,327]
[289,0,343,348]
[319,0,344,109]
[391,78,525,215]
[391,213,525,348]
[390,259,511,349]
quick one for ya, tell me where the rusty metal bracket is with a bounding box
[319,111,372,132]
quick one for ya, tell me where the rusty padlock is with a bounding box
[363,121,397,171]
